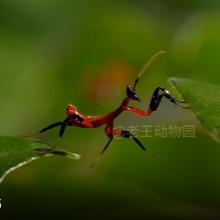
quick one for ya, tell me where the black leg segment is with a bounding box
[59,117,71,138]
[59,113,84,138]
[117,130,159,157]
[149,87,190,111]
[101,134,114,155]
[120,130,146,151]
[101,130,146,156]
[39,113,84,138]
[39,122,63,134]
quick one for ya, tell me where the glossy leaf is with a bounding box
[169,77,220,143]
[0,136,81,183]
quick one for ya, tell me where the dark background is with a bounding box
[1,1,220,219]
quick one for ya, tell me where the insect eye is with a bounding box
[73,114,84,122]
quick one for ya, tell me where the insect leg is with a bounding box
[113,129,159,157]
[55,113,84,147]
[148,87,190,111]
[91,134,114,168]
[40,122,63,134]
[19,122,63,137]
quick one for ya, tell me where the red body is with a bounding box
[19,51,190,164]
[66,97,153,136]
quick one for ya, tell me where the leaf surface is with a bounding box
[169,77,220,143]
[0,136,81,183]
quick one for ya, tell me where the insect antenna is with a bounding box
[133,50,166,90]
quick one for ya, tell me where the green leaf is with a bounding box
[168,77,220,143]
[0,135,81,183]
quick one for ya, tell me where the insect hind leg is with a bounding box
[115,129,159,157]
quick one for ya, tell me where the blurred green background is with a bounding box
[1,0,220,219]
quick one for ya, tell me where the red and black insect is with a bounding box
[20,51,190,166]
